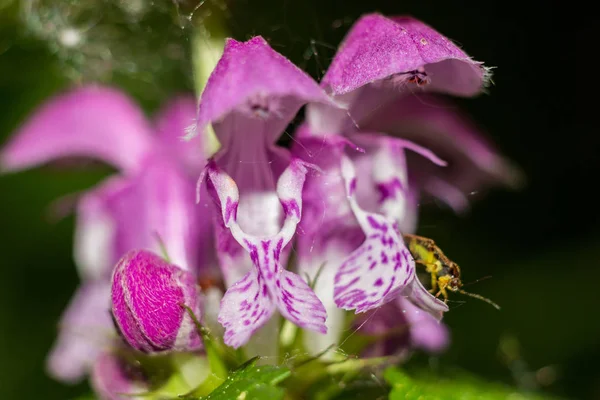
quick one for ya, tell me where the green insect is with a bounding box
[403,234,500,310]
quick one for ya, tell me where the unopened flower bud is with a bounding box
[111,250,202,353]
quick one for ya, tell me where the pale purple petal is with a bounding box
[206,159,327,347]
[360,94,523,208]
[401,298,449,352]
[356,296,449,356]
[292,133,359,233]
[404,277,449,320]
[111,250,202,353]
[154,96,207,176]
[46,282,114,383]
[73,177,128,281]
[298,227,363,356]
[333,155,416,313]
[321,14,487,97]
[190,36,335,146]
[1,85,154,173]
[104,155,205,273]
[91,351,148,400]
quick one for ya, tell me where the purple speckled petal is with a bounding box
[206,159,327,347]
[360,94,523,209]
[1,85,154,173]
[321,14,487,97]
[291,135,366,354]
[91,351,149,400]
[46,282,114,383]
[350,133,446,228]
[334,155,416,313]
[189,36,335,146]
[111,250,202,353]
[218,267,277,349]
[154,96,207,176]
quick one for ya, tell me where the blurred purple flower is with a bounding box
[1,86,211,382]
[91,351,150,400]
[1,11,518,372]
[357,297,450,358]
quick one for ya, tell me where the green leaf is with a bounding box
[186,357,291,400]
[384,367,556,400]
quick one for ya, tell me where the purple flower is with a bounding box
[291,14,517,352]
[188,37,337,348]
[1,86,210,381]
[111,250,202,353]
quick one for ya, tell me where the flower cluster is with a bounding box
[2,13,517,398]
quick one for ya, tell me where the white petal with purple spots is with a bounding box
[206,159,327,347]
[334,155,416,313]
[218,267,276,349]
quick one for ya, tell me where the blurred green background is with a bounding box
[0,1,592,399]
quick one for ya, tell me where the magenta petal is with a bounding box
[154,96,207,176]
[46,282,114,383]
[321,14,487,97]
[91,351,148,400]
[191,37,335,146]
[111,250,202,353]
[333,156,416,313]
[1,85,154,173]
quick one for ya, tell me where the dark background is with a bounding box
[0,1,591,399]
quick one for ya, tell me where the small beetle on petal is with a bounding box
[111,250,203,353]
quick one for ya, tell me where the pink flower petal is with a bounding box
[401,298,449,352]
[46,282,114,383]
[103,156,205,273]
[73,177,127,281]
[1,85,154,173]
[322,14,487,97]
[154,95,207,176]
[190,36,335,145]
[91,351,149,399]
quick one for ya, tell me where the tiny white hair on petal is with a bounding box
[183,120,198,141]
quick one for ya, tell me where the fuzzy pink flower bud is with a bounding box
[111,250,202,353]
